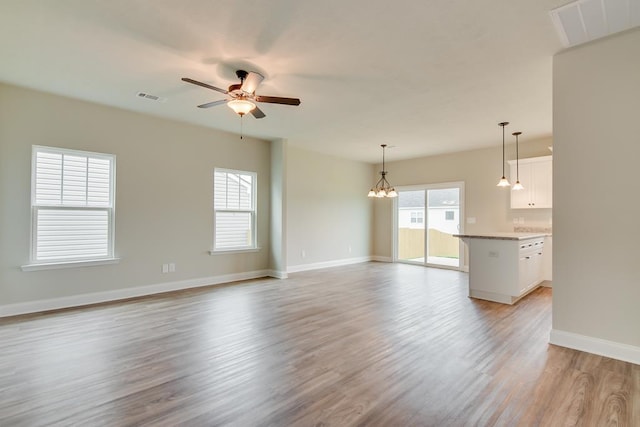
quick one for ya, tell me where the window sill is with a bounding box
[21,258,121,272]
[209,247,261,255]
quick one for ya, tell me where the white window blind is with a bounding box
[214,169,256,250]
[31,146,115,263]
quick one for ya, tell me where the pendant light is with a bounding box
[496,121,511,187]
[368,144,397,198]
[512,131,524,191]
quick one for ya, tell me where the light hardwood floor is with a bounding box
[0,262,638,426]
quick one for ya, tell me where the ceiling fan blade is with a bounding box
[255,95,301,106]
[251,106,266,119]
[182,77,228,95]
[197,99,228,108]
[241,72,264,94]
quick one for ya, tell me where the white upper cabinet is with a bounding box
[508,156,552,209]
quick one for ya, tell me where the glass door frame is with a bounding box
[392,181,465,271]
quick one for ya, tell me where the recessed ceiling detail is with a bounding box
[550,0,640,47]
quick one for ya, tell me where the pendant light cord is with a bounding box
[516,133,519,180]
[502,124,505,177]
[382,144,386,175]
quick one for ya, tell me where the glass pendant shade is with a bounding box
[512,181,524,190]
[227,99,256,116]
[497,176,511,187]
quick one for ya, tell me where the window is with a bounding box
[410,211,424,224]
[29,146,116,265]
[445,210,455,221]
[213,169,256,251]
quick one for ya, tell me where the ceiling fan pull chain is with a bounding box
[240,115,244,140]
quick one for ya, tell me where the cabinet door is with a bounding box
[519,251,543,294]
[510,162,532,209]
[509,156,552,209]
[531,160,552,208]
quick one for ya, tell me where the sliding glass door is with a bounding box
[395,183,464,269]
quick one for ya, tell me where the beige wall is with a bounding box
[0,84,271,305]
[269,139,287,276]
[373,138,553,260]
[286,146,372,268]
[553,29,640,348]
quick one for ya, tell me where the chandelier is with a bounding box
[368,144,397,198]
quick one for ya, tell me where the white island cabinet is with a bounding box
[454,233,547,305]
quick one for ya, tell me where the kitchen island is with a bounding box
[454,232,547,304]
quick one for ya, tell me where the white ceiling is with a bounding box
[0,0,568,163]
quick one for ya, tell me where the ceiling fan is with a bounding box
[182,70,301,119]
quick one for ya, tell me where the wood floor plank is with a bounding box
[0,262,638,426]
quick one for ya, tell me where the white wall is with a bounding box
[0,83,271,308]
[373,138,553,259]
[552,28,640,359]
[286,146,372,269]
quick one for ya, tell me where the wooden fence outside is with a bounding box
[398,228,459,260]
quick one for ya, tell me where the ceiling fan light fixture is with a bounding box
[227,98,256,116]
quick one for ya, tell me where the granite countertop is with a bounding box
[453,232,548,241]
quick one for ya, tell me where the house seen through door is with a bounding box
[395,183,464,269]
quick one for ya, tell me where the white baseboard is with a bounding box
[0,269,272,318]
[287,256,372,273]
[550,329,640,365]
[370,255,393,262]
[268,270,288,279]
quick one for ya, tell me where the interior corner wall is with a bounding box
[0,83,271,308]
[285,146,372,270]
[372,138,553,261]
[269,139,287,276]
[552,29,640,352]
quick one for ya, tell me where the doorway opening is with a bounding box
[394,182,464,269]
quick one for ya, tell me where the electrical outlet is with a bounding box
[488,251,499,258]
[301,250,306,259]
[162,263,169,273]
[348,245,352,254]
[169,263,175,273]
[467,217,476,224]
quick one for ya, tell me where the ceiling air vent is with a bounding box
[550,0,640,48]
[136,92,167,103]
